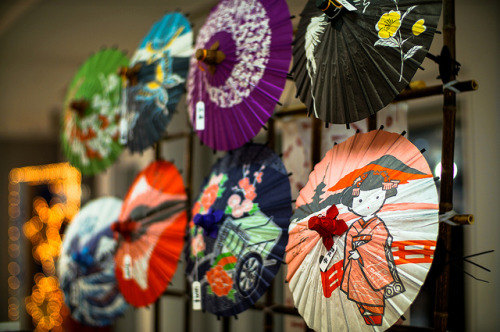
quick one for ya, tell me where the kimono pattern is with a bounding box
[340,216,404,307]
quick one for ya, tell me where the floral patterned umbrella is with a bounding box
[186,0,293,151]
[286,130,439,331]
[58,197,128,326]
[292,0,442,124]
[62,49,129,175]
[185,143,292,316]
[112,160,188,307]
[120,12,193,152]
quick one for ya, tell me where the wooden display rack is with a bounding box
[152,0,477,331]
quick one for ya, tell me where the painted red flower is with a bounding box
[191,233,205,256]
[206,265,233,297]
[201,184,219,210]
[244,187,257,201]
[238,177,251,190]
[192,201,201,216]
[254,171,263,183]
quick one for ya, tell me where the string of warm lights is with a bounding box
[8,163,81,331]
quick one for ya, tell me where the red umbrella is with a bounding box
[112,160,187,307]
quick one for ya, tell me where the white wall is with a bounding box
[458,1,500,331]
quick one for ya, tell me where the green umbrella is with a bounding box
[61,48,129,175]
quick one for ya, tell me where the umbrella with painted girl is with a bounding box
[286,130,439,331]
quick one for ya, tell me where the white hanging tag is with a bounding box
[70,283,80,306]
[195,101,205,131]
[119,117,128,144]
[123,254,132,280]
[319,244,337,272]
[338,0,357,11]
[192,281,202,310]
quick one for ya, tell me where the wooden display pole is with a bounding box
[264,117,276,332]
[152,130,195,332]
[434,0,457,330]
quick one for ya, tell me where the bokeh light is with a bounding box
[8,163,81,328]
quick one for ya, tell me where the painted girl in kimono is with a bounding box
[340,170,405,326]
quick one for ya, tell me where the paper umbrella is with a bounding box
[185,143,292,316]
[292,0,442,124]
[120,12,193,152]
[61,48,129,175]
[187,0,293,151]
[112,160,188,307]
[286,130,439,331]
[58,197,128,326]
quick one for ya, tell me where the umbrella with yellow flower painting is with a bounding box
[120,12,193,152]
[292,0,441,125]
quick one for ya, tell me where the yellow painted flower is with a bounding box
[376,11,401,39]
[412,19,426,36]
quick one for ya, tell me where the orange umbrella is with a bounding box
[112,160,187,307]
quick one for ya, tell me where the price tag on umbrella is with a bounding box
[192,281,202,310]
[123,254,132,280]
[119,117,128,144]
[319,244,337,272]
[338,0,357,11]
[70,283,80,306]
[196,101,205,131]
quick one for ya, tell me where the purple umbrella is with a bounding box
[187,0,293,151]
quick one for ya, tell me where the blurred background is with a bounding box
[0,0,498,331]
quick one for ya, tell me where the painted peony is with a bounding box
[206,265,233,297]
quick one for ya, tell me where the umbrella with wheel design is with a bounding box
[185,143,292,316]
[292,0,442,124]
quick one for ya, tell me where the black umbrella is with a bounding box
[292,0,442,124]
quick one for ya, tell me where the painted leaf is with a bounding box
[403,45,424,60]
[227,289,236,302]
[401,5,417,21]
[374,37,399,48]
[249,203,259,215]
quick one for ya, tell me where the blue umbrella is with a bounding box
[185,143,292,316]
[121,12,193,152]
[58,197,128,326]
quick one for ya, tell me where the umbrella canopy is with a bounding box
[292,0,442,124]
[186,0,293,151]
[121,12,193,152]
[61,49,129,175]
[58,197,128,326]
[112,160,188,307]
[185,143,292,316]
[286,130,439,331]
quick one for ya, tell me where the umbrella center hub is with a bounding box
[196,41,226,75]
[69,99,90,118]
[112,220,139,241]
[316,0,343,19]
